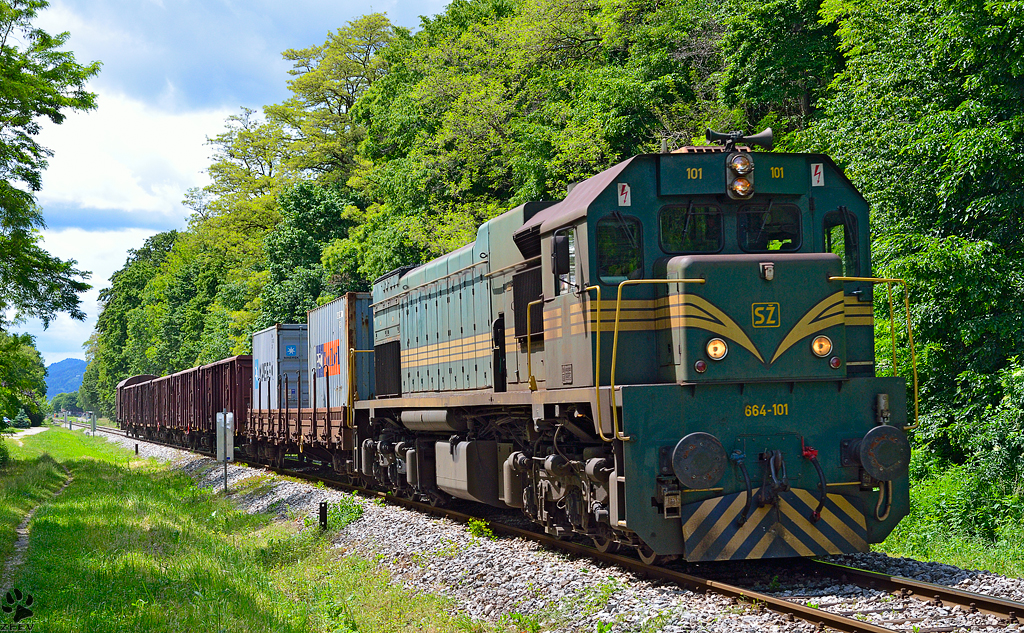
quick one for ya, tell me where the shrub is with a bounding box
[0,437,9,469]
[12,410,30,429]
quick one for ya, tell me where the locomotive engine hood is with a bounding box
[655,252,850,383]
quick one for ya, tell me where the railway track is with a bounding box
[69,422,1024,632]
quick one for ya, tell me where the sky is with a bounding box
[19,0,447,366]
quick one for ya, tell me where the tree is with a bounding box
[718,0,842,134]
[79,232,176,416]
[184,108,292,265]
[795,0,1024,463]
[346,0,724,280]
[0,0,98,327]
[0,330,46,422]
[257,182,367,327]
[266,13,400,184]
[50,391,80,414]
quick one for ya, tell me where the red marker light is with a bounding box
[829,357,842,369]
[694,360,708,373]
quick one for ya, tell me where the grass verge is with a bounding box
[3,428,488,633]
[0,447,66,562]
[876,464,1024,576]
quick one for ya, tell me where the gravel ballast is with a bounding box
[83,427,1024,632]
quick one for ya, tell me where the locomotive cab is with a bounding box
[506,133,913,560]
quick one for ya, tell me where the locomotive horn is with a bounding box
[745,128,774,150]
[705,127,774,151]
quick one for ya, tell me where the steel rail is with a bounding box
[808,559,1024,623]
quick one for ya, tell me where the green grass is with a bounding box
[876,464,1024,576]
[0,446,66,561]
[1,429,489,632]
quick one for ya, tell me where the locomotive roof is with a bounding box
[513,152,861,242]
[514,157,637,241]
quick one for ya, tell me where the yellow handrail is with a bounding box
[526,298,544,391]
[611,278,706,441]
[580,286,610,442]
[828,276,919,431]
[347,348,375,428]
[523,287,610,442]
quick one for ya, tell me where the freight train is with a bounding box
[118,129,916,564]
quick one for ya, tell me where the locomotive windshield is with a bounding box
[660,203,722,253]
[737,203,801,252]
[597,214,643,283]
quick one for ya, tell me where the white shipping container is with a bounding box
[252,324,309,409]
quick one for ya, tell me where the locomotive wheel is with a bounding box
[426,494,449,508]
[592,536,618,554]
[637,543,666,566]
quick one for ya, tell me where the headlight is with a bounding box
[728,153,754,175]
[811,336,832,357]
[706,338,728,360]
[729,177,753,198]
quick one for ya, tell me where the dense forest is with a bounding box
[79,0,1024,551]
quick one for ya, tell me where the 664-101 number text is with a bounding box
[744,404,789,416]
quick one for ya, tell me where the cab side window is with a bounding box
[555,228,577,296]
[597,215,643,284]
[823,209,859,276]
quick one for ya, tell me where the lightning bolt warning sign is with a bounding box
[811,163,824,187]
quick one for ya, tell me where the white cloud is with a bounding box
[18,227,159,366]
[35,88,233,225]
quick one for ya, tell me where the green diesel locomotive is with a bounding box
[121,129,915,564]
[360,129,915,563]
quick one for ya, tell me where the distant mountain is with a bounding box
[46,358,87,398]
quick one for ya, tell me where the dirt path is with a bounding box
[7,426,51,447]
[0,455,73,592]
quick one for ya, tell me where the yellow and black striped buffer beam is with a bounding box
[679,488,868,561]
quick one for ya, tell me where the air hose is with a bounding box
[802,444,827,522]
[876,480,892,521]
[731,450,753,526]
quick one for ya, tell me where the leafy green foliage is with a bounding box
[257,182,367,328]
[266,13,400,184]
[0,0,96,327]
[719,0,841,133]
[466,518,494,539]
[0,331,46,423]
[50,391,80,414]
[78,232,177,416]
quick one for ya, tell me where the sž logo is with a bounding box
[2,588,33,623]
[751,302,781,328]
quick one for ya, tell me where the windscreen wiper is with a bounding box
[681,200,695,244]
[613,208,639,252]
[752,198,775,246]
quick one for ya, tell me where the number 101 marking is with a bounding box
[770,166,784,178]
[687,167,702,179]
